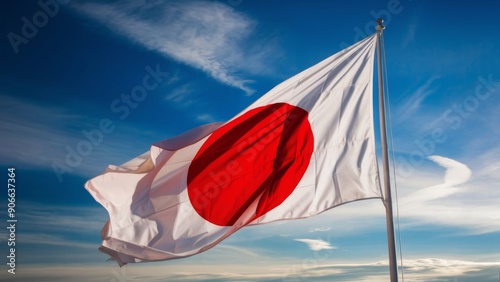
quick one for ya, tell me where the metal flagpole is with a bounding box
[375,18,398,282]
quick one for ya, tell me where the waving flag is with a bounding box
[85,34,382,265]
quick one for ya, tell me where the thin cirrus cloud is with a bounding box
[0,94,159,177]
[166,83,195,106]
[0,94,85,169]
[72,0,270,95]
[395,76,438,125]
[294,238,336,251]
[0,203,108,264]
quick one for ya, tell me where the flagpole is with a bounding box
[375,18,398,282]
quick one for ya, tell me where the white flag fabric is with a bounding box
[85,34,382,265]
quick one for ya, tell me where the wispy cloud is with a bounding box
[401,258,500,281]
[0,202,108,264]
[0,203,107,239]
[309,226,332,232]
[72,0,276,95]
[10,203,107,234]
[401,23,417,48]
[0,94,162,178]
[196,113,216,123]
[0,95,82,169]
[166,83,196,106]
[17,234,98,249]
[214,245,260,258]
[402,155,471,204]
[395,76,438,124]
[398,155,500,234]
[294,239,336,251]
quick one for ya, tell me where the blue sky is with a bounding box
[1,0,500,281]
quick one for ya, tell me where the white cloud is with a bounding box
[402,155,471,204]
[294,239,336,251]
[398,155,500,234]
[6,258,500,282]
[428,155,472,185]
[72,0,276,95]
[309,226,332,232]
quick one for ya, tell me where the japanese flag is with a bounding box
[85,33,382,265]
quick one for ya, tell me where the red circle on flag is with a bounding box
[187,103,314,226]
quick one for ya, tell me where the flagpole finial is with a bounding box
[376,18,385,33]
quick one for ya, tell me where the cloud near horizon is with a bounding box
[6,258,500,282]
